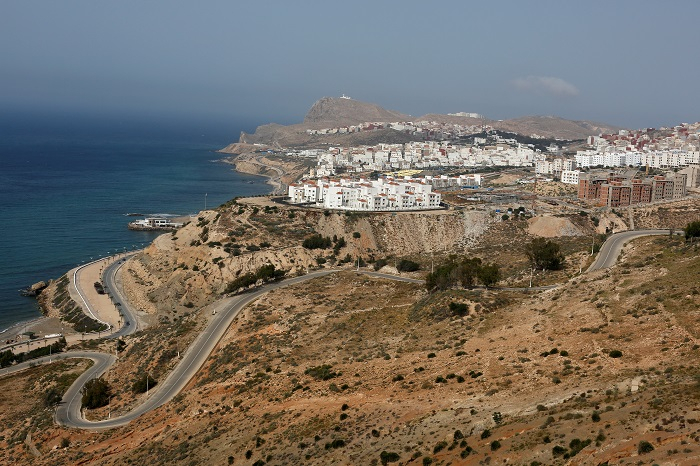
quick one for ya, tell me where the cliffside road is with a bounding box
[587,229,674,272]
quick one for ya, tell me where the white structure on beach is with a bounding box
[288,174,480,211]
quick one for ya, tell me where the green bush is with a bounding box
[609,350,623,358]
[449,302,469,316]
[433,441,448,453]
[526,238,565,270]
[303,234,332,250]
[638,440,654,454]
[380,451,400,465]
[373,258,388,271]
[305,364,338,380]
[81,378,111,409]
[132,373,158,394]
[397,259,420,272]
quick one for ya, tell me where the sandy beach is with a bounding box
[0,254,132,355]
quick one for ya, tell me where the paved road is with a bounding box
[587,229,674,272]
[55,269,344,429]
[102,255,139,338]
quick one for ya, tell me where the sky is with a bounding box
[2,0,699,130]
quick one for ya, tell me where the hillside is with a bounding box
[492,115,624,140]
[3,196,700,465]
[236,97,624,148]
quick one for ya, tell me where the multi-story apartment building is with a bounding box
[560,170,581,185]
[578,172,686,207]
[288,175,479,211]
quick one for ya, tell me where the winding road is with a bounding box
[0,229,676,429]
[587,229,678,272]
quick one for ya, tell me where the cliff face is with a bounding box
[120,200,494,320]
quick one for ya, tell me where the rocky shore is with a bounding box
[218,142,309,195]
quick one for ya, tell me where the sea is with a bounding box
[0,111,270,332]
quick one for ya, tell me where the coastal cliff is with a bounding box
[118,199,494,320]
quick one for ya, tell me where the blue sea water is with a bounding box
[0,112,269,331]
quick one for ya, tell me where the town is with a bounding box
[286,121,700,210]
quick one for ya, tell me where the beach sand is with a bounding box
[70,257,123,329]
[0,255,128,354]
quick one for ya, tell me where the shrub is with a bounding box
[380,451,400,465]
[81,378,111,409]
[638,440,654,454]
[685,220,700,241]
[609,350,623,358]
[132,373,157,394]
[526,238,565,270]
[44,387,63,407]
[433,441,448,453]
[397,259,420,272]
[449,301,469,317]
[481,429,491,439]
[352,231,361,238]
[305,364,338,380]
[373,258,388,271]
[325,439,345,449]
[302,234,332,250]
[568,438,591,456]
[490,440,501,451]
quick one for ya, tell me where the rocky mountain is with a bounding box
[303,96,411,127]
[234,97,625,149]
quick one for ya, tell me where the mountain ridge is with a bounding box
[236,97,626,147]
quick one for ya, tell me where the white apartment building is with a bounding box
[560,170,581,185]
[288,175,480,211]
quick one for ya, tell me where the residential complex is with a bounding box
[305,141,537,177]
[578,172,687,207]
[288,174,480,211]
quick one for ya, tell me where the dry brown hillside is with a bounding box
[4,230,700,465]
[5,197,700,466]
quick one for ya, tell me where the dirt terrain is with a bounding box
[4,196,700,465]
[3,233,700,465]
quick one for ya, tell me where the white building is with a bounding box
[560,170,581,185]
[288,175,471,211]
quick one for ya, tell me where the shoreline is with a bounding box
[1,144,288,339]
[218,150,284,195]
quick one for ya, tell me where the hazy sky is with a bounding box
[2,1,699,129]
